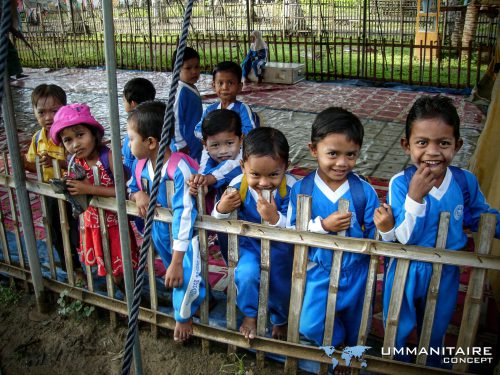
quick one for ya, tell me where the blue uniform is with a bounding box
[242,48,268,79]
[213,174,297,325]
[122,136,135,178]
[194,100,257,173]
[127,157,206,323]
[383,167,500,365]
[287,171,379,347]
[171,81,203,162]
[200,149,243,200]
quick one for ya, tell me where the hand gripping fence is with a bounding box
[0,0,12,105]
[121,0,195,373]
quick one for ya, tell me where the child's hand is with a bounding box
[65,178,93,195]
[164,251,184,289]
[374,203,394,233]
[256,190,279,225]
[321,211,352,233]
[408,164,435,203]
[39,152,53,168]
[217,189,241,214]
[188,174,207,196]
[133,191,150,218]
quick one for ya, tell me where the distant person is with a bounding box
[241,30,268,84]
[23,84,82,279]
[377,95,500,366]
[50,104,139,291]
[194,61,259,173]
[170,47,203,163]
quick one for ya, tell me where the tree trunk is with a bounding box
[461,0,480,50]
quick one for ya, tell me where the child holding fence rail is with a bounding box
[23,84,82,279]
[126,101,205,343]
[376,95,500,366]
[287,107,379,347]
[188,109,244,263]
[50,103,139,290]
[212,127,296,340]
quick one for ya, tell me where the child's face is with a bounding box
[127,120,153,160]
[309,133,360,190]
[402,118,463,187]
[212,71,242,104]
[34,96,63,132]
[60,125,97,159]
[180,57,201,86]
[204,131,242,164]
[122,96,136,113]
[241,155,287,193]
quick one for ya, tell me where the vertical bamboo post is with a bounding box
[225,186,239,355]
[196,186,211,355]
[256,189,272,369]
[284,194,311,374]
[416,212,450,365]
[92,166,117,327]
[147,241,159,337]
[0,153,13,281]
[79,213,94,292]
[35,157,57,279]
[453,214,496,372]
[52,160,76,286]
[318,198,348,375]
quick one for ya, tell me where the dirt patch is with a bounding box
[0,289,289,375]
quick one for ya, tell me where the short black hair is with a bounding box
[243,127,289,164]
[212,61,242,82]
[202,109,242,140]
[311,107,364,147]
[406,95,460,140]
[172,46,200,66]
[127,100,165,141]
[31,84,67,107]
[123,78,156,105]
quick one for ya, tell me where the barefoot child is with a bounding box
[126,101,205,342]
[23,84,82,277]
[50,103,139,289]
[287,107,379,347]
[378,95,500,366]
[212,127,296,340]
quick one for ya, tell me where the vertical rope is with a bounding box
[120,0,195,373]
[0,0,13,105]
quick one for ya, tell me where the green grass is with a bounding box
[17,33,488,88]
[0,280,22,307]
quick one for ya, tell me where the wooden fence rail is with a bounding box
[16,33,491,89]
[0,167,498,374]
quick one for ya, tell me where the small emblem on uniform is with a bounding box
[454,205,464,220]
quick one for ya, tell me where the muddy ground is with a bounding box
[0,287,290,375]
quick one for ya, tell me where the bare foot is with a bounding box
[272,323,287,340]
[174,319,193,342]
[239,316,257,339]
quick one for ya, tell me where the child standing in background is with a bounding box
[23,84,82,278]
[194,61,259,172]
[287,107,379,347]
[376,95,500,366]
[121,77,156,176]
[126,101,205,342]
[170,47,203,162]
[50,104,138,290]
[213,127,296,340]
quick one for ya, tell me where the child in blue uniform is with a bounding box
[194,61,258,172]
[170,47,203,162]
[212,127,296,340]
[376,95,500,366]
[126,101,205,343]
[121,77,156,176]
[287,107,379,347]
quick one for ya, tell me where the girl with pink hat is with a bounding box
[50,103,138,290]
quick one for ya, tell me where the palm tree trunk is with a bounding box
[461,0,480,51]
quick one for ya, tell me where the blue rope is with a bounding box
[120,0,195,373]
[0,0,12,105]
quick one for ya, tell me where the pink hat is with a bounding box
[50,103,104,146]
